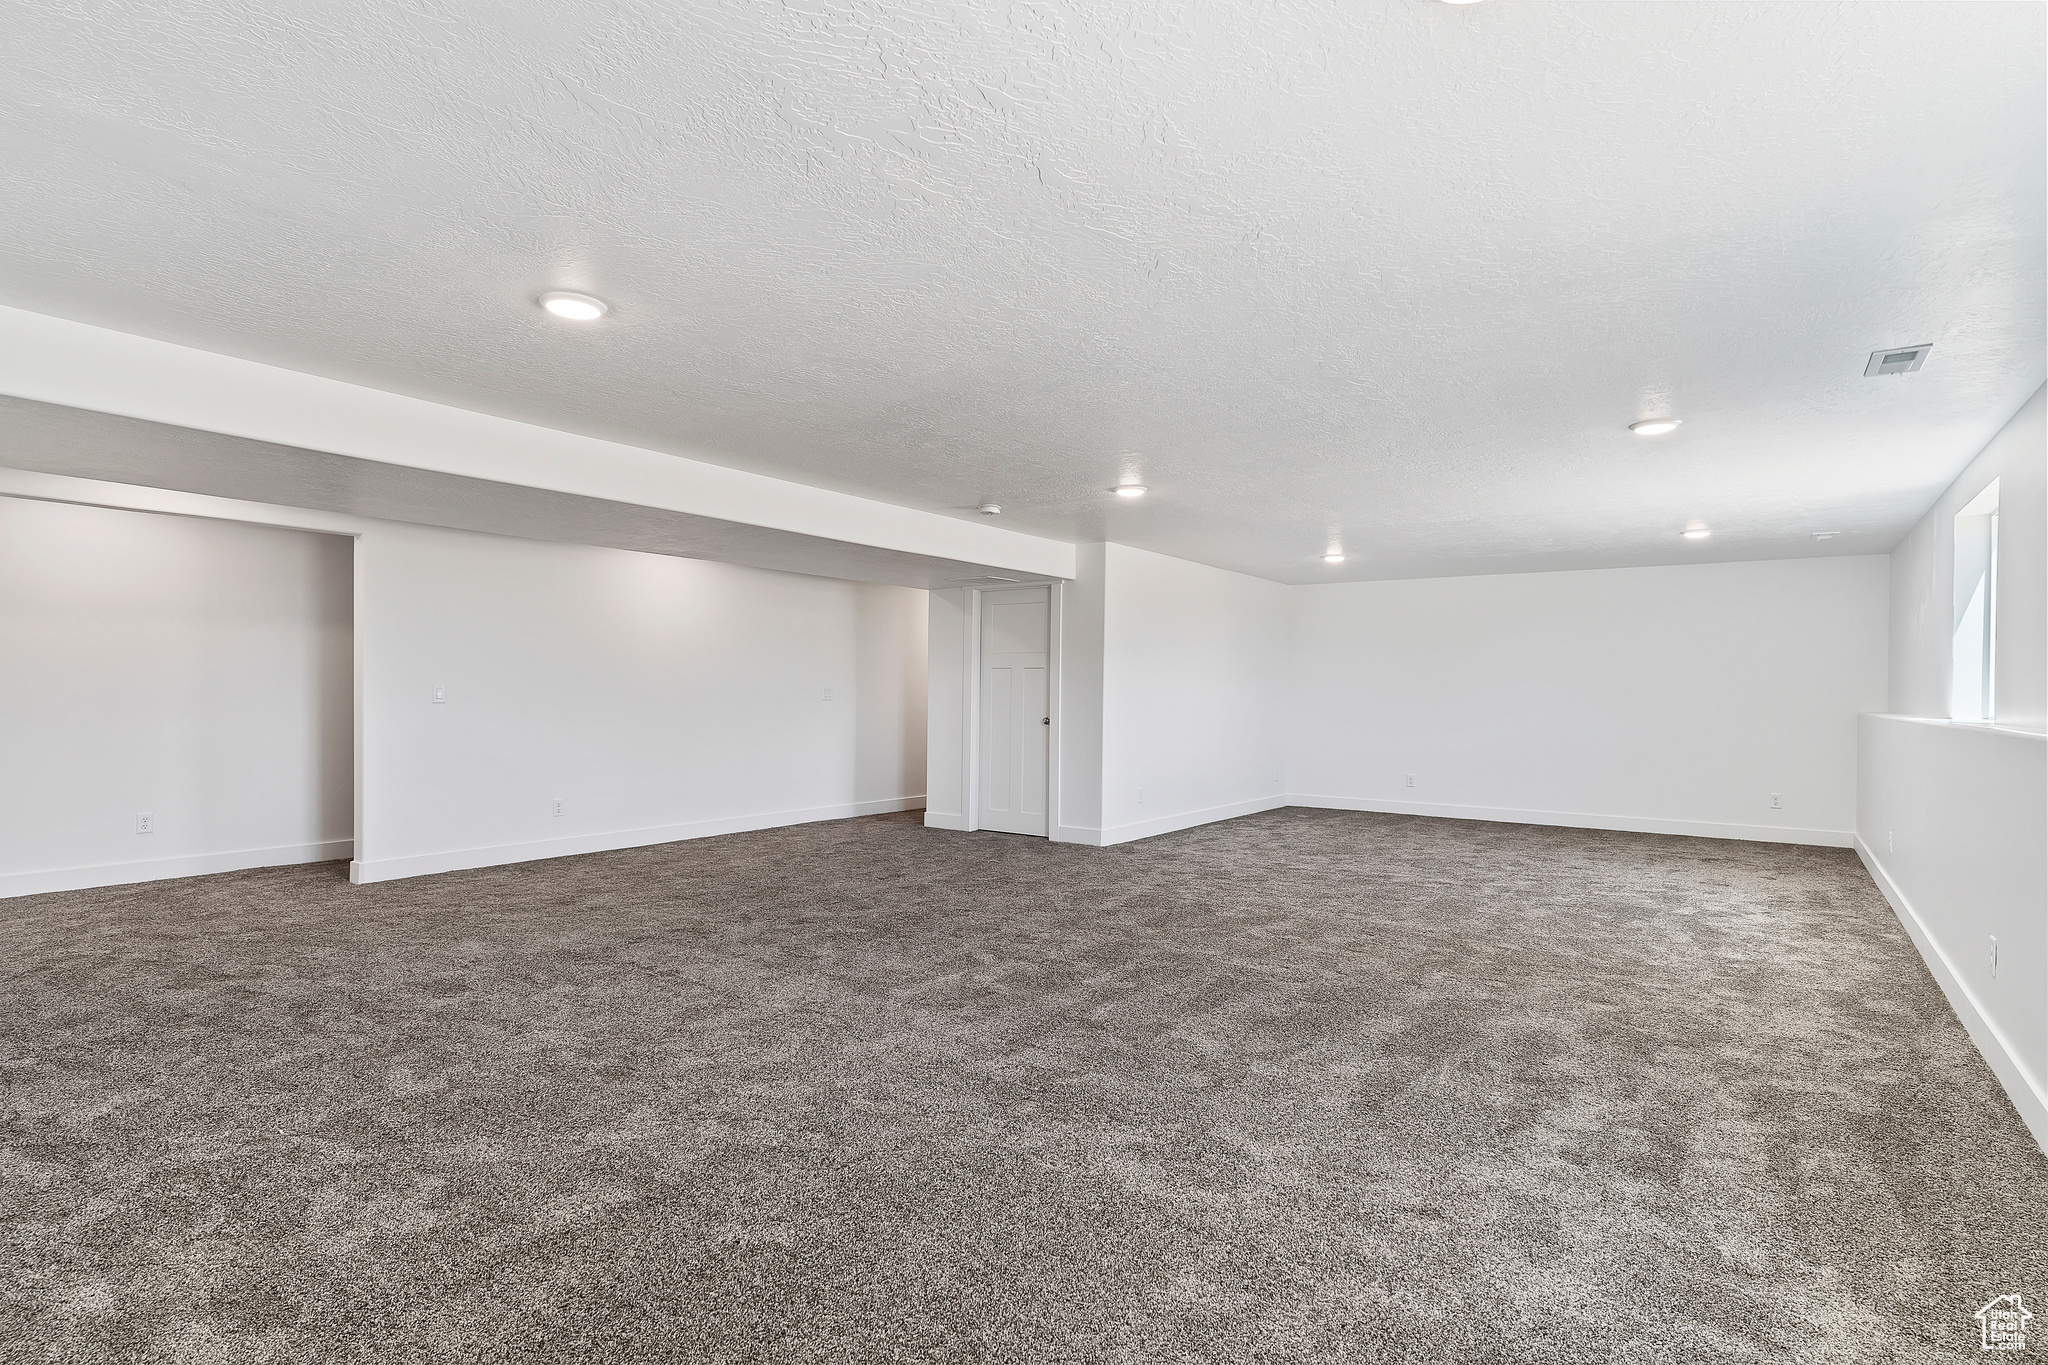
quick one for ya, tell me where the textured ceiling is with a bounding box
[0,1,2041,582]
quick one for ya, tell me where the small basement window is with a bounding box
[1951,480,1999,722]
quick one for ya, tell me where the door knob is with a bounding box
[1042,717,1050,724]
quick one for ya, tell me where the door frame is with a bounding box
[960,581,1061,837]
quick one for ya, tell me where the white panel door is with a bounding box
[978,587,1049,836]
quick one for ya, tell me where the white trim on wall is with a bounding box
[3,840,354,899]
[1046,581,1065,841]
[1053,797,1852,850]
[1097,796,1290,846]
[1856,836,2048,1154]
[962,587,981,832]
[950,581,1062,841]
[349,797,925,885]
[1287,795,1854,848]
[350,531,367,879]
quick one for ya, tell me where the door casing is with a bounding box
[959,581,1062,838]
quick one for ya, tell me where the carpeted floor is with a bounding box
[3,809,2042,1363]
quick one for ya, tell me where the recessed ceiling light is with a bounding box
[1323,551,1346,563]
[1113,485,1148,498]
[1681,527,1712,540]
[537,291,609,321]
[1812,531,1840,541]
[1439,0,1485,5]
[976,502,1001,515]
[1630,419,1682,436]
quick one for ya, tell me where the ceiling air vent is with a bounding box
[1865,343,1931,377]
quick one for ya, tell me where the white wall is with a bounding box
[1887,385,2046,728]
[855,584,929,805]
[1093,543,1288,843]
[0,470,929,894]
[1858,716,2046,1149]
[923,588,971,830]
[926,543,1283,846]
[0,497,353,895]
[0,304,1076,583]
[1858,383,2048,1152]
[1288,557,1891,844]
[934,547,1886,849]
[352,523,927,881]
[1055,546,1107,840]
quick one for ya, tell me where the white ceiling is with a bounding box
[1,1,2040,583]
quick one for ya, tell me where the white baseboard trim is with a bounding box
[926,816,1110,843]
[1097,795,1290,846]
[976,795,1845,850]
[2,839,353,899]
[1285,795,1853,847]
[348,797,925,885]
[1855,837,2048,1157]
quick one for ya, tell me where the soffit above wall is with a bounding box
[0,397,1057,590]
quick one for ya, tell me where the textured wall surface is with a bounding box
[0,2,2040,581]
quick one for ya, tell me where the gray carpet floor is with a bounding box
[4,809,2043,1363]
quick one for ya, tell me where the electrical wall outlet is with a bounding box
[823,687,834,702]
[433,683,447,704]
[1137,788,1144,805]
[1769,793,1782,809]
[1990,936,1999,978]
[1405,774,1415,788]
[552,798,565,818]
[1888,830,1894,855]
[136,812,154,834]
